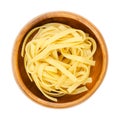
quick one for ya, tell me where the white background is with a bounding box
[0,0,120,119]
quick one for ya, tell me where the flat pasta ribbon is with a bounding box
[21,23,97,102]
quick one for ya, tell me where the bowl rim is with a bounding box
[12,11,108,108]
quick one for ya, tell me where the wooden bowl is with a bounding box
[12,11,108,108]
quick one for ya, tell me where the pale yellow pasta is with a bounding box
[21,23,97,102]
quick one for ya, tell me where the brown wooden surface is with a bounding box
[12,11,108,108]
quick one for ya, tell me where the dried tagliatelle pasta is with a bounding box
[21,23,97,102]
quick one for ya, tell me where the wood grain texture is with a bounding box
[12,11,108,108]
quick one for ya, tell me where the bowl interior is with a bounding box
[13,12,107,107]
